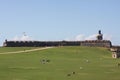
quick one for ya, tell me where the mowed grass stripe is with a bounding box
[0,47,36,53]
[0,47,53,54]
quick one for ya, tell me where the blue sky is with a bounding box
[0,0,120,46]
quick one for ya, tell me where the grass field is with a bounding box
[0,46,120,80]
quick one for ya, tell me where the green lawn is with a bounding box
[0,46,120,80]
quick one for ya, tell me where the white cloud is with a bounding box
[64,38,71,41]
[13,36,19,41]
[75,34,85,41]
[73,34,97,41]
[20,35,32,41]
[12,35,33,41]
[85,34,97,40]
[103,34,112,40]
[65,33,112,41]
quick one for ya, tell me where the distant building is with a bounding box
[3,30,112,47]
[111,46,120,58]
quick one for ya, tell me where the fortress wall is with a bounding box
[3,40,112,47]
[81,40,111,47]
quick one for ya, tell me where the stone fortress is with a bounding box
[3,30,111,47]
[3,30,120,58]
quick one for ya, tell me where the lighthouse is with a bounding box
[97,30,103,40]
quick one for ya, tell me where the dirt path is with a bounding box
[0,47,53,54]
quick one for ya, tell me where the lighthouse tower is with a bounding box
[97,30,103,40]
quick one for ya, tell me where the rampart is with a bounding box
[3,40,112,47]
